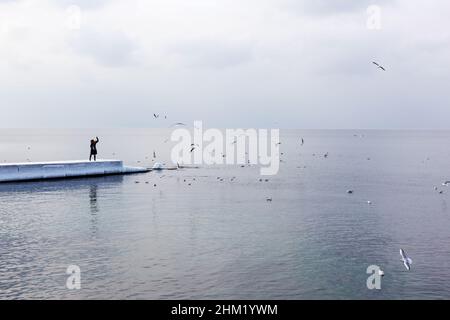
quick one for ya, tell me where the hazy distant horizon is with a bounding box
[3,127,450,131]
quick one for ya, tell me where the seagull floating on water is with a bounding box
[400,248,412,270]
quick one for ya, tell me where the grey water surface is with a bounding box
[0,129,449,299]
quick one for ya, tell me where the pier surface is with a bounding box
[0,160,149,182]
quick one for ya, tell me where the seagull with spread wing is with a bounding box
[171,122,186,127]
[372,61,386,71]
[190,143,199,153]
[400,248,412,270]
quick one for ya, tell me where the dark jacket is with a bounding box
[90,137,99,155]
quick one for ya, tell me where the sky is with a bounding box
[0,0,449,129]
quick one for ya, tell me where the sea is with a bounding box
[0,129,449,299]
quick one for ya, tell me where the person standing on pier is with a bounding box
[89,137,100,161]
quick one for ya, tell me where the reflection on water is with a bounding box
[89,184,99,237]
[0,174,124,194]
[89,184,99,214]
[1,130,450,299]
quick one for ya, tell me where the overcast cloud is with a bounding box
[0,0,449,128]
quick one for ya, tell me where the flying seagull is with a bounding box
[400,249,412,270]
[372,61,386,71]
[190,143,200,152]
[171,122,186,127]
[153,113,159,118]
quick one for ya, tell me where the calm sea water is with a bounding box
[0,129,449,299]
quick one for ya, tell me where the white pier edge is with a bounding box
[0,160,150,182]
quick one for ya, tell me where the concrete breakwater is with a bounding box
[0,160,150,182]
